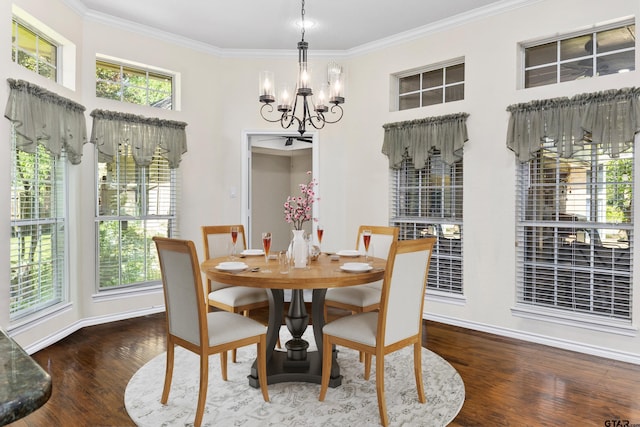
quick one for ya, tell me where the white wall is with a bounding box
[1,0,639,362]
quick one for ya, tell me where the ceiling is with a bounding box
[69,0,523,52]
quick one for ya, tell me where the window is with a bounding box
[516,144,633,321]
[96,59,173,109]
[10,130,66,319]
[396,61,465,111]
[96,145,177,289]
[523,21,635,88]
[390,153,463,294]
[11,18,58,81]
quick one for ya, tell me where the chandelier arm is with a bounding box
[260,103,287,123]
[317,104,344,124]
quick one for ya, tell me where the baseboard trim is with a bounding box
[23,305,165,355]
[425,312,640,365]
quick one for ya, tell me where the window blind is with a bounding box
[390,155,463,294]
[10,137,65,319]
[96,144,177,289]
[516,146,633,320]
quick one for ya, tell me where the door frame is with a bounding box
[241,129,319,247]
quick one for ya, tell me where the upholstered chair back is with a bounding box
[155,237,205,347]
[379,238,435,346]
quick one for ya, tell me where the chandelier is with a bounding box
[258,0,345,136]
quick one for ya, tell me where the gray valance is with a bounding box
[506,87,640,162]
[382,113,469,169]
[4,78,87,164]
[90,109,187,168]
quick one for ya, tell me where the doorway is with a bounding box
[242,131,318,252]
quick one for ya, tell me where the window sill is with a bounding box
[92,282,163,302]
[426,290,466,306]
[511,304,637,337]
[7,302,74,335]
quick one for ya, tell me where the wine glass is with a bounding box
[316,225,324,250]
[362,229,372,263]
[262,232,272,272]
[230,226,239,259]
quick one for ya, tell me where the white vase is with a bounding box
[291,229,308,269]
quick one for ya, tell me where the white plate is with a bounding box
[241,249,264,256]
[215,262,249,272]
[340,262,373,273]
[336,250,361,257]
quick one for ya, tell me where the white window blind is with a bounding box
[516,145,633,320]
[96,144,177,289]
[10,133,66,319]
[390,154,463,294]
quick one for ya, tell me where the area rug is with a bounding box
[125,327,464,426]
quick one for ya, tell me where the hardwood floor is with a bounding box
[10,310,640,426]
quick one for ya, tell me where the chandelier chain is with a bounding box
[301,0,306,41]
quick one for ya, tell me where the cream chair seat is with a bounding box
[202,225,272,362]
[153,236,269,427]
[319,237,435,427]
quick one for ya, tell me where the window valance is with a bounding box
[4,78,87,164]
[506,87,640,162]
[382,113,469,169]
[90,109,188,168]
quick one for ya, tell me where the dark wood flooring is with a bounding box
[10,309,640,426]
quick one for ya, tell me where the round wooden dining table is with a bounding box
[201,253,385,388]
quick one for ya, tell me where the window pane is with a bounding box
[96,81,121,101]
[445,63,464,84]
[399,93,420,110]
[16,24,37,57]
[597,25,636,54]
[422,69,443,89]
[525,65,556,88]
[597,50,635,76]
[560,34,592,61]
[399,74,420,94]
[526,42,556,67]
[445,84,464,102]
[560,59,592,82]
[96,61,121,83]
[422,88,443,106]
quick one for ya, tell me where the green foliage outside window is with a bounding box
[96,60,173,109]
[11,19,57,81]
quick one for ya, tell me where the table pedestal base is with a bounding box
[248,349,342,387]
[248,288,342,388]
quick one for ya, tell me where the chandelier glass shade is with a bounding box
[258,0,345,136]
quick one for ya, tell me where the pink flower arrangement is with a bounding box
[284,171,317,230]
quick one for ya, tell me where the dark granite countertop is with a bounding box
[0,328,51,426]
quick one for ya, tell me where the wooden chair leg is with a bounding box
[414,342,426,403]
[257,335,270,402]
[318,334,332,401]
[194,354,209,427]
[161,342,174,404]
[375,353,388,427]
[232,349,237,363]
[364,353,372,380]
[220,351,228,381]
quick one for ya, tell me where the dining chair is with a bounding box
[324,225,398,362]
[319,237,435,427]
[153,236,269,427]
[202,225,272,362]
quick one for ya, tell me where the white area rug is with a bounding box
[125,327,464,426]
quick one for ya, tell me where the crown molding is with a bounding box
[61,0,544,59]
